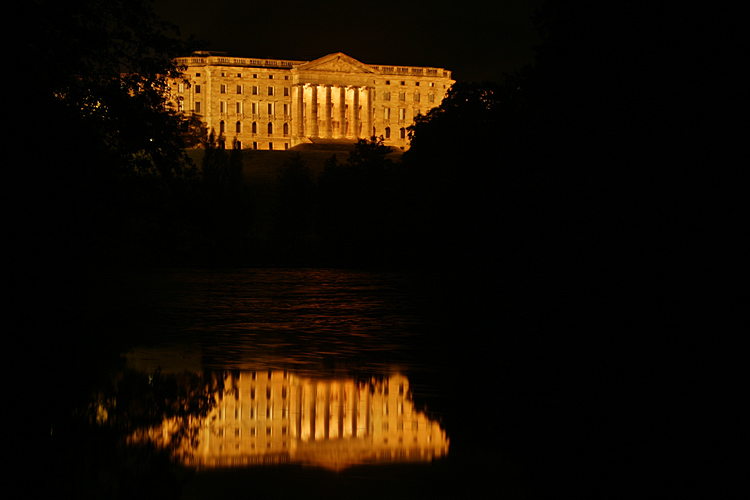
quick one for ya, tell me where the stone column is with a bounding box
[338,86,346,138]
[310,84,319,138]
[324,85,332,138]
[364,86,373,139]
[351,87,360,139]
[294,84,304,139]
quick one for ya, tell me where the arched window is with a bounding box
[252,122,257,134]
[267,122,273,135]
[283,123,289,136]
[385,126,390,139]
[236,121,241,133]
[220,120,225,133]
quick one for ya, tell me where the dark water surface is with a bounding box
[46,268,533,499]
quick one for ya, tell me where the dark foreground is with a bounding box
[34,252,743,500]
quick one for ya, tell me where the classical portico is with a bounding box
[291,53,377,144]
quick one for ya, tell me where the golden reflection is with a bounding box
[134,370,448,471]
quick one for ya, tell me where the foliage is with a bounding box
[29,0,200,180]
[275,153,318,250]
[196,133,253,261]
[316,137,404,262]
[20,0,204,267]
[400,81,532,264]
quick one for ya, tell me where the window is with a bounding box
[237,73,242,78]
[195,102,201,113]
[283,103,289,115]
[220,84,226,94]
[383,107,390,120]
[283,123,289,136]
[196,73,201,77]
[267,103,274,115]
[269,74,274,79]
[385,80,390,85]
[252,122,257,134]
[399,108,406,120]
[268,122,273,135]
[401,81,405,85]
[220,120,225,133]
[253,74,258,79]
[414,93,420,102]
[383,91,390,101]
[415,82,420,86]
[195,84,201,94]
[268,86,274,96]
[399,92,406,101]
[252,102,258,114]
[236,121,241,133]
[283,87,289,96]
[385,126,390,138]
[236,85,242,94]
[220,101,227,113]
[429,93,435,103]
[400,127,406,139]
[430,82,435,87]
[252,86,258,95]
[269,142,273,150]
[236,102,242,114]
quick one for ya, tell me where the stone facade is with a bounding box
[169,52,454,150]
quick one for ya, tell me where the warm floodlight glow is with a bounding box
[132,370,449,471]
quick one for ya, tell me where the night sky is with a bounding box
[153,0,542,82]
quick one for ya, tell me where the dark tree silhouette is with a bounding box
[19,0,202,269]
[316,137,403,264]
[197,133,252,261]
[401,81,530,267]
[274,153,318,258]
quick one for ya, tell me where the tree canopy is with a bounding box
[26,0,200,180]
[19,0,203,268]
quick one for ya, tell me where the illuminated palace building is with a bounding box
[169,52,454,150]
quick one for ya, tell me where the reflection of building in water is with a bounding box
[172,371,448,470]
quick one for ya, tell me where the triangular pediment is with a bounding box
[297,53,380,74]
